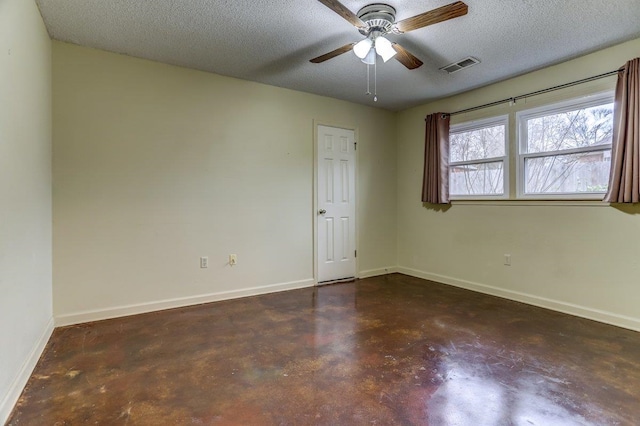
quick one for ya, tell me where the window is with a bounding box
[517,93,614,199]
[449,115,508,199]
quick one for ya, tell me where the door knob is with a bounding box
[319,209,326,215]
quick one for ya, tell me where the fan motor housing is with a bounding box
[357,3,396,35]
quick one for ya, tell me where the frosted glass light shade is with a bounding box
[362,48,376,65]
[375,36,397,62]
[353,38,373,59]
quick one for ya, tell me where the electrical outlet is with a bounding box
[200,256,208,268]
[229,254,237,266]
[504,254,511,266]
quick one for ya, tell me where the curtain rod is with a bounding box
[445,69,621,117]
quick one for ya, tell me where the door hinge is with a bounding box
[354,141,357,150]
[354,250,357,258]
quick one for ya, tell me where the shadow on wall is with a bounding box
[611,203,640,215]
[422,203,452,213]
[422,202,640,215]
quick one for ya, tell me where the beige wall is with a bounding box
[53,38,640,329]
[397,38,640,331]
[0,0,53,421]
[52,42,397,322]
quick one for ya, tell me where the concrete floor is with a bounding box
[7,274,640,425]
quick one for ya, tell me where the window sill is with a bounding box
[450,199,610,207]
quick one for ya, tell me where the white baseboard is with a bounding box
[358,266,398,279]
[0,317,54,425]
[397,266,640,332]
[55,278,315,327]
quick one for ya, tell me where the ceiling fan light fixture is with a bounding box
[353,38,373,59]
[375,36,396,62]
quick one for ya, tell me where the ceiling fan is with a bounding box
[310,0,468,70]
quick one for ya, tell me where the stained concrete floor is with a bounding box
[7,274,640,425]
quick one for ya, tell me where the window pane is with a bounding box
[450,161,504,196]
[526,103,613,153]
[450,124,505,162]
[524,150,611,194]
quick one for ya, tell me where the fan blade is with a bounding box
[392,44,424,70]
[395,1,468,33]
[310,43,356,63]
[317,0,366,28]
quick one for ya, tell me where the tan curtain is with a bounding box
[604,58,640,203]
[422,113,451,204]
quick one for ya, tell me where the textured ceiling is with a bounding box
[36,0,640,111]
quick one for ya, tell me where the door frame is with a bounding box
[313,120,359,285]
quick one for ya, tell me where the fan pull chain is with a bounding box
[366,64,371,96]
[374,58,377,102]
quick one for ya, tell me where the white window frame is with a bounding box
[449,115,509,200]
[516,91,614,200]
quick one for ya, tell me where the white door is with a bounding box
[316,125,356,283]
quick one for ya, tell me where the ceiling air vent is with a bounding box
[440,57,480,74]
